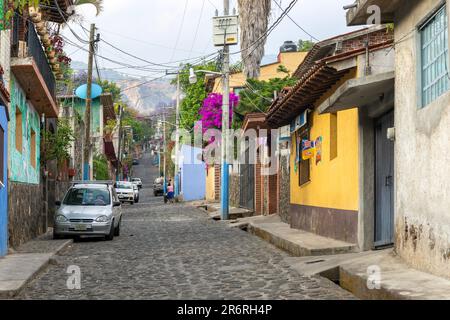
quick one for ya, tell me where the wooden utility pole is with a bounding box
[83,23,96,180]
[116,105,124,181]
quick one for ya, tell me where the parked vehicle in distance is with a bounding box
[132,159,140,166]
[131,178,143,189]
[115,181,135,205]
[132,183,140,203]
[153,177,164,197]
[53,181,122,241]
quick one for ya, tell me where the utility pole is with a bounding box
[162,109,167,194]
[165,71,181,197]
[221,0,230,220]
[116,105,124,181]
[175,74,180,197]
[83,23,96,181]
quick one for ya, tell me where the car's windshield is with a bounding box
[63,188,111,206]
[116,183,133,189]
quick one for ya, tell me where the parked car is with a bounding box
[132,159,140,166]
[131,178,143,189]
[115,181,135,205]
[132,183,140,203]
[153,177,164,197]
[53,181,122,241]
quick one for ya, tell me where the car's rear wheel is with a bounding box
[105,222,115,241]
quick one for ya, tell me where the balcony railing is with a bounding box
[11,17,56,100]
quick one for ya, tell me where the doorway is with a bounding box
[374,111,395,247]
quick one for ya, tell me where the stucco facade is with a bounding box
[9,76,40,184]
[393,0,450,278]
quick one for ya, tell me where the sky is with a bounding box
[63,0,360,79]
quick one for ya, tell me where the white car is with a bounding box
[131,178,143,189]
[132,183,140,203]
[54,181,122,241]
[115,181,135,205]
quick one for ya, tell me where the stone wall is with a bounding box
[229,165,240,208]
[8,182,46,249]
[279,150,291,224]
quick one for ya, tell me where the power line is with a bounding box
[272,0,319,41]
[170,0,190,62]
[188,0,206,59]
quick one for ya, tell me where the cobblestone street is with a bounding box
[17,155,354,300]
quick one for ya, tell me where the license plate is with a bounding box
[74,224,91,231]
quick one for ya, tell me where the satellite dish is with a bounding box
[75,83,103,100]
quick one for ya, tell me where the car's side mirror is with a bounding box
[113,201,122,207]
[55,201,62,207]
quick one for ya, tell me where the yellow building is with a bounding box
[205,51,308,202]
[212,51,308,94]
[267,26,395,250]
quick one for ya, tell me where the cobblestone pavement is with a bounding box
[16,154,354,300]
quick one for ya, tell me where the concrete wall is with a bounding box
[394,0,450,278]
[278,145,291,224]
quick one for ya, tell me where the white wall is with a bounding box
[394,0,450,278]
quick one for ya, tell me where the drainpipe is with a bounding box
[364,35,372,76]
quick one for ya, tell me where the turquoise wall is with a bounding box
[9,77,40,184]
[61,97,101,135]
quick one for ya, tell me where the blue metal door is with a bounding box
[0,105,8,257]
[375,111,395,247]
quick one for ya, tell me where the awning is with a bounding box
[317,71,395,114]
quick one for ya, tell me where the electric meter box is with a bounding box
[212,15,239,46]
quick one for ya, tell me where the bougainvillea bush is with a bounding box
[198,93,239,133]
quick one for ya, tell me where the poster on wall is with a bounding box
[302,139,315,161]
[315,136,323,165]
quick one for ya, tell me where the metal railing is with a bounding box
[11,17,56,99]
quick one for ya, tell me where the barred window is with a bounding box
[421,5,450,107]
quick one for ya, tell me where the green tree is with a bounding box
[45,119,75,163]
[93,154,110,180]
[298,40,316,52]
[234,77,298,128]
[173,62,218,130]
[99,79,122,103]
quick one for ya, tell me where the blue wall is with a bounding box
[180,145,206,201]
[0,105,8,257]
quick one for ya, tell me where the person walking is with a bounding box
[167,182,175,204]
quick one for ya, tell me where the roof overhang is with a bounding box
[318,71,395,114]
[11,57,58,118]
[242,113,269,131]
[266,65,354,127]
[346,0,402,26]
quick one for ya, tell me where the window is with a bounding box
[0,125,4,184]
[15,107,22,152]
[63,187,111,206]
[330,113,338,160]
[30,129,36,168]
[420,5,449,107]
[298,128,311,186]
